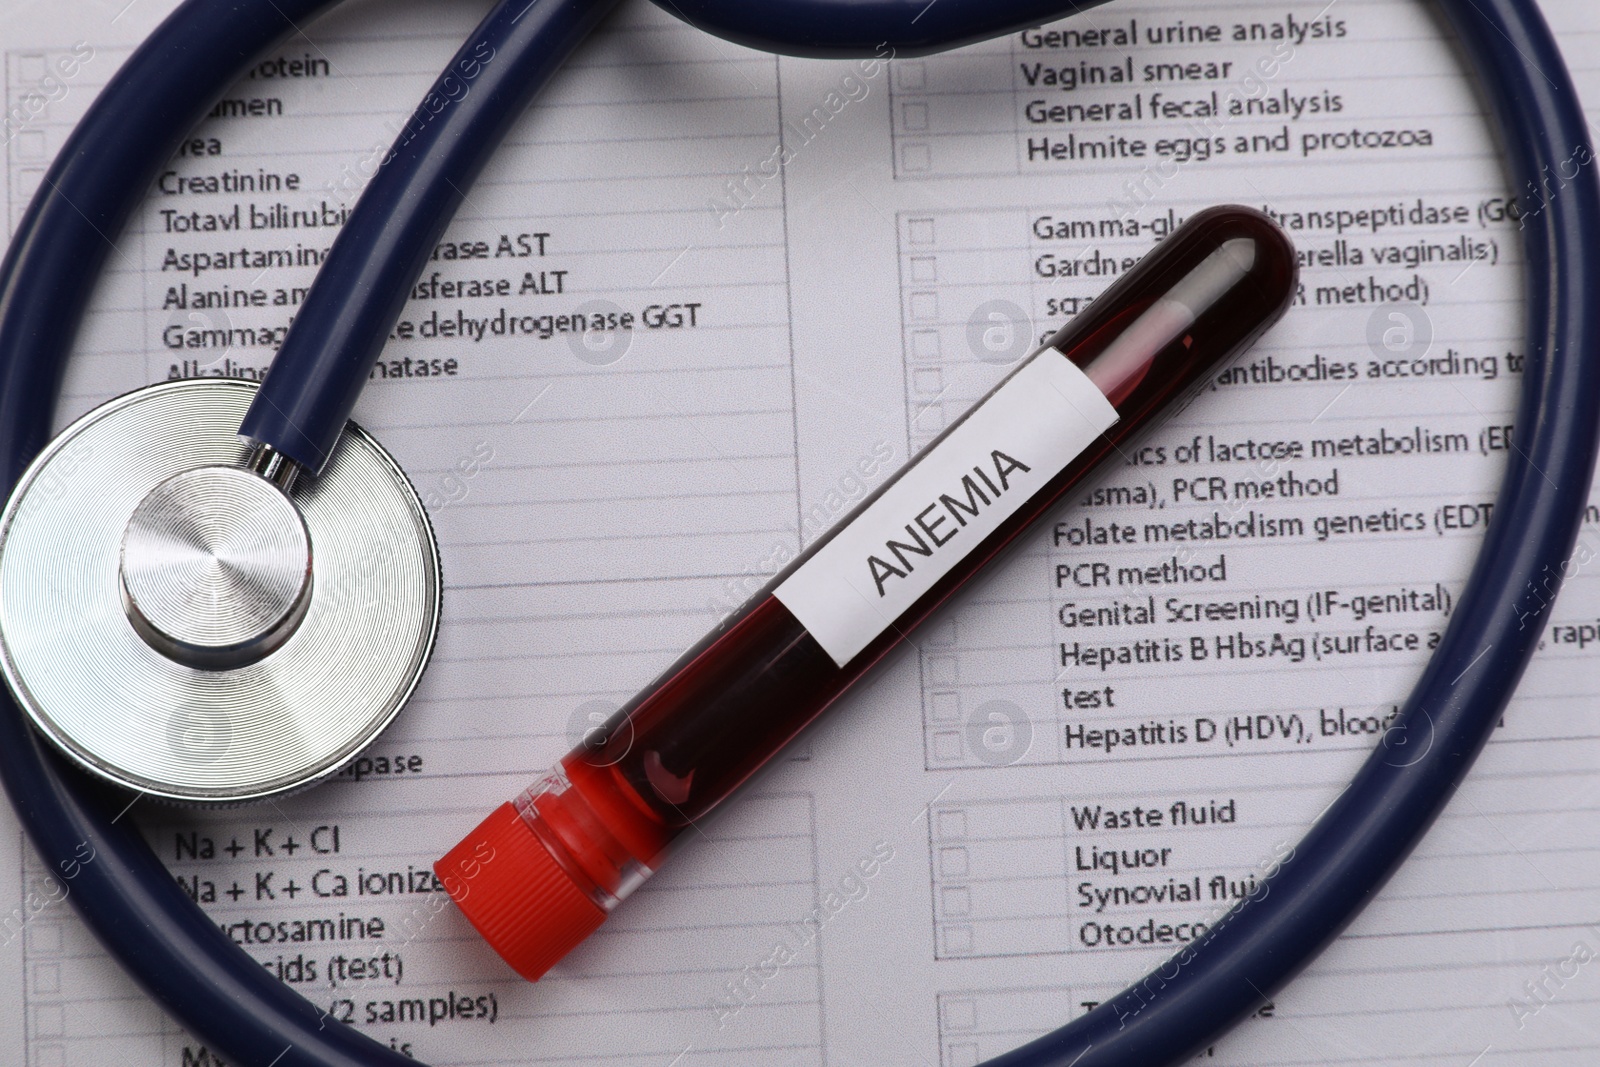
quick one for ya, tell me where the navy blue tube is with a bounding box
[237,0,621,473]
[0,0,593,1064]
[0,0,331,487]
[648,0,1113,58]
[0,4,426,1064]
[0,0,1593,1066]
[977,0,1600,1063]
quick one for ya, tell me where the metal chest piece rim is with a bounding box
[0,379,442,803]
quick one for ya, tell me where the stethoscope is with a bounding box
[0,0,1593,1064]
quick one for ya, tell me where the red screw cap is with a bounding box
[436,802,605,980]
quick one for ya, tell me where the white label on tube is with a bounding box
[775,351,1119,667]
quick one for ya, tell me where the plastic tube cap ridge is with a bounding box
[436,802,605,980]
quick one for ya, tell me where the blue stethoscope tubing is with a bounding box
[0,0,1592,1064]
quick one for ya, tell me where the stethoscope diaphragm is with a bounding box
[0,378,441,803]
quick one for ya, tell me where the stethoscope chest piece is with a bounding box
[0,379,442,803]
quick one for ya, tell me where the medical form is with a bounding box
[0,0,1596,1062]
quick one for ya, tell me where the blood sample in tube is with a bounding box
[436,205,1298,980]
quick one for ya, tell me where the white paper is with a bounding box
[1,1,1599,1064]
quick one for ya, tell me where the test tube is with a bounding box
[436,205,1297,979]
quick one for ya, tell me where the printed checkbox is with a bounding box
[913,366,944,395]
[909,291,939,321]
[914,402,946,434]
[941,997,977,1031]
[932,729,963,761]
[924,653,957,686]
[928,690,961,722]
[897,61,927,91]
[32,1002,65,1038]
[16,129,47,160]
[902,101,930,131]
[910,256,938,283]
[30,960,60,995]
[901,143,932,172]
[941,886,973,916]
[907,217,936,245]
[17,54,47,83]
[16,168,45,198]
[946,1042,980,1067]
[940,923,974,954]
[910,329,941,360]
[27,921,62,953]
[938,846,969,877]
[935,809,968,839]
